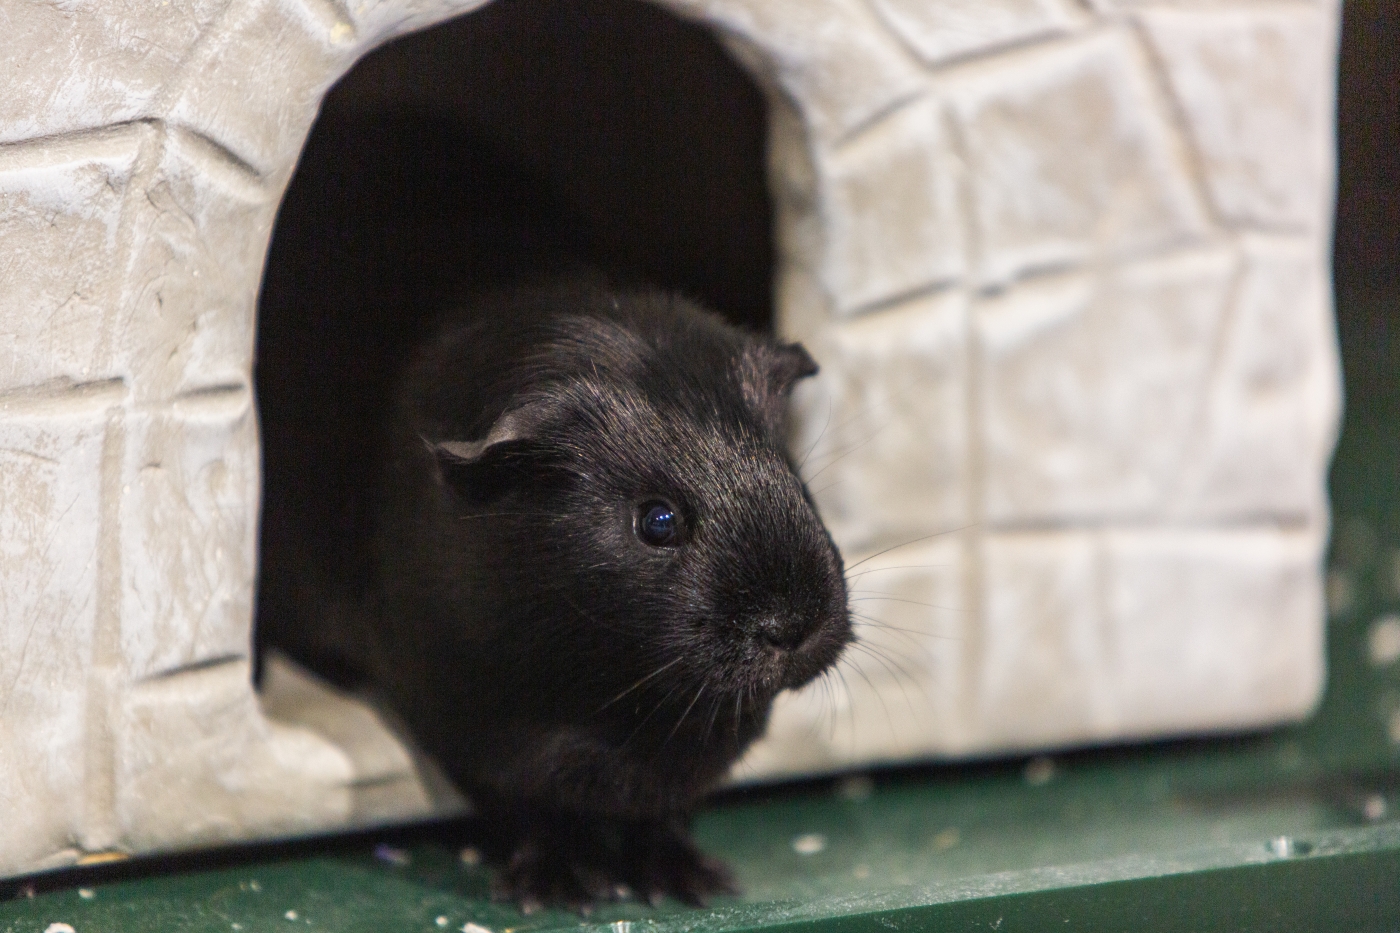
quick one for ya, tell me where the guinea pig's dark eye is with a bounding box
[636,500,682,548]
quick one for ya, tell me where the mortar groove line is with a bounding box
[1090,525,1117,734]
[168,385,254,421]
[0,124,145,171]
[136,654,248,684]
[0,381,258,417]
[915,20,1120,87]
[1123,0,1324,11]
[147,0,244,118]
[167,124,267,192]
[818,0,932,148]
[900,16,1089,79]
[962,296,984,745]
[1125,13,1225,234]
[1317,0,1343,229]
[1161,244,1246,516]
[981,514,1319,534]
[83,407,126,853]
[171,382,250,400]
[861,0,924,67]
[846,513,1322,562]
[940,97,984,744]
[839,276,963,319]
[970,235,1235,298]
[0,379,128,418]
[142,0,273,179]
[93,120,162,379]
[827,86,930,153]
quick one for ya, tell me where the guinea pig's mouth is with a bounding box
[744,611,852,696]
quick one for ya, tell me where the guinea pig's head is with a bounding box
[427,305,851,734]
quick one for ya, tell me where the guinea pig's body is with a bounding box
[262,281,850,908]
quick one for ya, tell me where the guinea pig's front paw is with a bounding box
[625,820,739,908]
[489,815,738,914]
[492,835,619,916]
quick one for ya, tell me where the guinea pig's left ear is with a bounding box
[431,405,541,464]
[427,403,552,503]
[770,342,819,394]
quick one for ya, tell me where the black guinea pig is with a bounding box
[264,280,851,910]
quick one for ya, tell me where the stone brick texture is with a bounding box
[0,0,1341,872]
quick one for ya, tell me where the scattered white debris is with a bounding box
[373,844,410,866]
[1364,795,1387,821]
[792,833,826,855]
[436,917,450,928]
[1268,836,1294,857]
[461,923,493,933]
[232,925,243,931]
[77,889,95,900]
[459,847,481,867]
[610,922,633,933]
[44,924,75,933]
[1023,756,1055,786]
[285,911,299,921]
[248,881,262,893]
[1369,614,1400,667]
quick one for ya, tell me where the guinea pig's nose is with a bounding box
[759,617,808,652]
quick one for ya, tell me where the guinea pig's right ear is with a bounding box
[746,341,820,436]
[771,342,819,394]
[426,404,552,504]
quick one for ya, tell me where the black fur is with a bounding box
[260,281,850,910]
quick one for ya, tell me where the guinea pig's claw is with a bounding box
[490,816,739,914]
[493,835,624,915]
[630,825,739,908]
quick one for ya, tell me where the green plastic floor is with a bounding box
[5,282,1400,930]
[1,758,1398,932]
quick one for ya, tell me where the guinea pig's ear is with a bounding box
[427,403,552,504]
[770,342,819,395]
[745,341,819,438]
